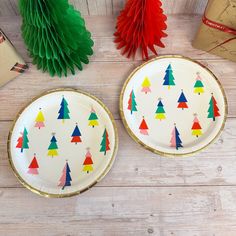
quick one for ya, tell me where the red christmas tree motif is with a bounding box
[71,123,82,144]
[83,148,94,173]
[100,128,111,155]
[139,117,149,135]
[208,94,220,121]
[27,154,39,175]
[127,90,137,114]
[177,89,188,110]
[16,132,23,150]
[191,114,203,138]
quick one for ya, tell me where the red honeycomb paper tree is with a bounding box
[114,0,167,60]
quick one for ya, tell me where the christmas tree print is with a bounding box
[58,96,70,123]
[141,77,151,94]
[47,133,58,157]
[163,64,175,89]
[170,124,183,150]
[208,93,220,121]
[71,123,82,144]
[155,98,166,121]
[100,128,110,155]
[88,108,99,128]
[191,114,202,138]
[177,90,188,110]
[139,117,149,135]
[194,72,204,95]
[27,154,39,175]
[16,127,29,153]
[58,161,72,190]
[83,148,94,173]
[34,108,45,129]
[127,90,137,114]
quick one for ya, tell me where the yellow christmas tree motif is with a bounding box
[191,114,203,138]
[141,76,151,94]
[83,165,93,172]
[194,72,204,95]
[88,108,99,128]
[47,133,59,157]
[47,149,58,157]
[35,108,45,129]
[155,98,166,121]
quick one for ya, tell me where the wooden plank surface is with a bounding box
[0,12,236,236]
[0,0,207,16]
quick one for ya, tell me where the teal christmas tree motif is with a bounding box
[88,108,99,128]
[58,161,72,190]
[100,128,110,155]
[16,127,29,153]
[208,93,220,121]
[170,124,183,150]
[163,64,175,89]
[47,133,58,157]
[58,96,70,123]
[194,72,204,95]
[127,90,137,114]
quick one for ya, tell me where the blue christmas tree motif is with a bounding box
[178,91,188,103]
[64,163,72,189]
[177,90,188,109]
[163,64,175,89]
[175,127,183,150]
[58,96,70,123]
[72,125,81,136]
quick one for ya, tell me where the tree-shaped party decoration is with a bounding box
[100,128,110,155]
[58,96,70,123]
[139,117,149,135]
[155,98,166,121]
[128,90,137,114]
[163,64,175,89]
[58,161,72,190]
[88,108,99,128]
[194,72,204,95]
[114,0,167,59]
[83,148,94,173]
[191,114,202,138]
[19,0,94,77]
[177,90,188,110]
[71,123,82,144]
[34,108,45,129]
[27,154,39,175]
[170,124,183,150]
[16,127,29,153]
[208,93,220,121]
[141,77,151,94]
[47,133,58,157]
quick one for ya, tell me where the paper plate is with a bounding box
[8,88,118,197]
[120,55,227,156]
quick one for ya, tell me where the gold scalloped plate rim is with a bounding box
[119,55,228,157]
[8,88,119,198]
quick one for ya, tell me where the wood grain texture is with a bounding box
[0,0,207,16]
[0,10,236,236]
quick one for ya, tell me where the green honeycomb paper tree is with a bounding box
[19,0,94,77]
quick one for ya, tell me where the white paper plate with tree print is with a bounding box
[8,88,118,197]
[120,55,227,157]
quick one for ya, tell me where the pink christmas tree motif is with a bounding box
[139,117,149,135]
[170,124,183,150]
[58,161,72,190]
[27,154,39,175]
[34,108,45,129]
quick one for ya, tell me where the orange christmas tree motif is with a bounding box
[191,114,202,138]
[83,148,94,173]
[177,89,188,110]
[208,93,220,121]
[35,108,45,129]
[139,116,149,135]
[71,123,82,144]
[194,72,204,95]
[141,77,151,94]
[27,153,39,175]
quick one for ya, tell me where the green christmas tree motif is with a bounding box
[19,0,94,77]
[155,98,166,121]
[208,93,220,121]
[16,127,29,153]
[100,128,110,155]
[194,72,204,95]
[127,90,137,114]
[88,108,99,128]
[163,64,175,89]
[58,96,70,123]
[47,133,59,157]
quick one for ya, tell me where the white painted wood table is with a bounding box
[0,2,236,236]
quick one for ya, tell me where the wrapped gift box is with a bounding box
[193,0,236,62]
[0,29,28,87]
